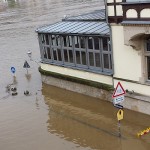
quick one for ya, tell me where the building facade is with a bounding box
[106,0,150,114]
[37,1,150,115]
[36,10,114,90]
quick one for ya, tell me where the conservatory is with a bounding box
[36,10,113,75]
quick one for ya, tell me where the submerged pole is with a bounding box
[118,120,121,137]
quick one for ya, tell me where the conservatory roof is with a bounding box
[36,21,109,36]
[62,9,106,21]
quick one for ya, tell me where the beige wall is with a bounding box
[111,25,142,81]
[111,25,150,96]
[114,79,150,97]
[41,64,113,85]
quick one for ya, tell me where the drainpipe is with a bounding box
[104,0,115,88]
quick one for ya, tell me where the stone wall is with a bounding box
[41,75,113,102]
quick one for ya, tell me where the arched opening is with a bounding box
[140,9,150,18]
[126,9,138,18]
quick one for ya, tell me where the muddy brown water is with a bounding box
[0,0,150,150]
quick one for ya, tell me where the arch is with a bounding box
[126,9,138,18]
[130,33,145,41]
[140,9,150,18]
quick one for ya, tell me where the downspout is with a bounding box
[104,0,115,88]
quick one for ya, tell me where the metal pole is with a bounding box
[118,120,121,137]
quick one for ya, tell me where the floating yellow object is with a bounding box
[117,109,124,121]
[137,127,150,137]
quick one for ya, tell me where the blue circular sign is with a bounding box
[11,67,16,74]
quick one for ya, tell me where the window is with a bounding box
[74,36,87,67]
[147,56,150,80]
[146,38,150,80]
[39,33,112,74]
[51,35,62,62]
[62,36,74,64]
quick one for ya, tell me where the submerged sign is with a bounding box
[113,95,124,105]
[11,67,16,74]
[112,82,126,105]
[23,61,30,68]
[117,109,124,121]
[112,82,126,98]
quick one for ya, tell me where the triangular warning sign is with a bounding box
[23,61,30,68]
[112,82,126,98]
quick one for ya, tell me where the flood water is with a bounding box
[0,0,150,150]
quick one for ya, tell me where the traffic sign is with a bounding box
[113,95,124,105]
[117,109,124,121]
[114,104,123,109]
[11,67,16,74]
[112,82,126,98]
[23,61,30,68]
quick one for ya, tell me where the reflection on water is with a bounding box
[43,83,150,150]
[25,73,31,82]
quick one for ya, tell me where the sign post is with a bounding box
[117,109,124,137]
[23,61,30,74]
[112,82,126,137]
[112,82,126,105]
[11,67,16,77]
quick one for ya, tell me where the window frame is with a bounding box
[145,38,150,81]
[38,33,113,75]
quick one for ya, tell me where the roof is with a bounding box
[62,9,106,22]
[122,1,150,5]
[122,21,150,25]
[36,21,109,36]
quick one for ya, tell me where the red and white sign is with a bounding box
[112,82,126,98]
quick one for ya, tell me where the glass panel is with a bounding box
[81,51,86,65]
[89,52,94,66]
[45,35,49,45]
[103,37,108,51]
[64,49,68,62]
[104,54,109,69]
[51,35,55,46]
[53,48,57,60]
[95,53,100,67]
[56,36,60,46]
[147,56,150,80]
[63,36,72,47]
[68,36,72,47]
[69,50,73,63]
[75,36,79,48]
[147,40,150,51]
[94,37,100,50]
[110,55,112,69]
[63,36,67,47]
[88,37,93,49]
[43,47,47,59]
[47,47,51,59]
[42,35,45,44]
[76,51,81,64]
[80,37,85,48]
[57,49,62,61]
